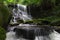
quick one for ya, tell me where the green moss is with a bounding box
[50,19,60,26]
[0,26,6,40]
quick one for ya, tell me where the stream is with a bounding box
[5,25,60,40]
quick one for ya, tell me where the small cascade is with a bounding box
[17,4,32,22]
[5,26,18,40]
[9,4,32,24]
[49,30,60,40]
[6,25,60,40]
[10,8,18,24]
[34,30,60,40]
[6,31,16,40]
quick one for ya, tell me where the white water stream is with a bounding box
[6,30,60,40]
[10,4,32,24]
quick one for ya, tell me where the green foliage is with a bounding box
[22,0,42,5]
[0,26,6,40]
[2,0,60,26]
[0,4,12,28]
[50,19,60,26]
[4,0,43,5]
[32,19,50,25]
[26,0,60,26]
[0,0,5,3]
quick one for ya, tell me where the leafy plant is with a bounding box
[0,26,6,40]
[0,3,12,30]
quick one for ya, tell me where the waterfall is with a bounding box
[7,4,60,40]
[9,4,32,24]
[17,4,32,22]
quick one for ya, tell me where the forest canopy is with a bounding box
[3,0,56,5]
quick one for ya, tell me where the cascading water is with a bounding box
[49,30,60,40]
[10,4,32,24]
[6,4,60,40]
[6,25,60,40]
[17,4,32,22]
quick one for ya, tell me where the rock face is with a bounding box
[27,0,53,18]
[55,28,60,33]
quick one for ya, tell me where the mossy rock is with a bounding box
[0,26,6,40]
[24,20,33,24]
[32,19,51,25]
[17,20,24,23]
